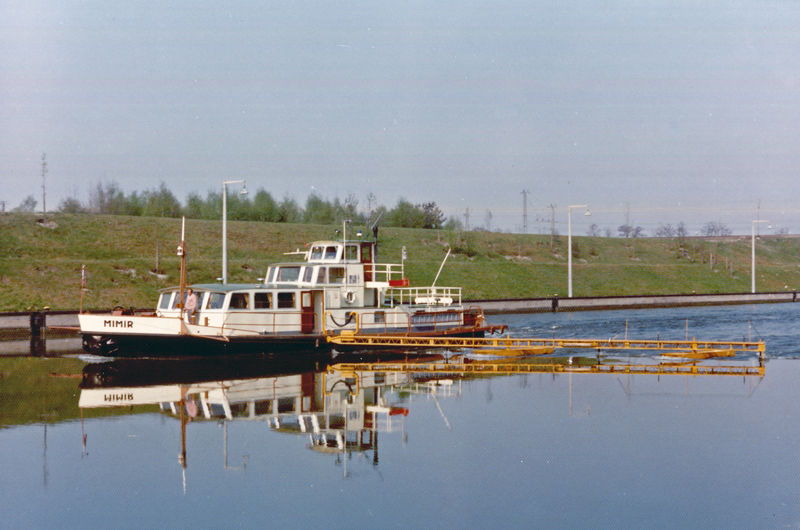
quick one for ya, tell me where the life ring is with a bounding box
[345,291,356,304]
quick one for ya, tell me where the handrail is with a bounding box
[385,286,462,307]
[367,263,405,283]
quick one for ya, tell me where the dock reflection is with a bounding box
[77,353,766,480]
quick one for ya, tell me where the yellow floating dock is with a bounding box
[327,333,765,358]
[331,361,765,378]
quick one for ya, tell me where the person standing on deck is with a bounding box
[185,289,198,324]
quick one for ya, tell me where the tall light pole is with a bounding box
[568,205,590,298]
[222,180,247,284]
[751,219,770,294]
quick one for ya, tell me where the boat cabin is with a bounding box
[153,239,463,337]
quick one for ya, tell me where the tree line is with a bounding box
[12,181,766,237]
[13,181,456,230]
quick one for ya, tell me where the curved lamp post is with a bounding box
[568,205,590,298]
[222,180,247,284]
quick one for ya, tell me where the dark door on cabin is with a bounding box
[361,242,373,282]
[301,291,314,333]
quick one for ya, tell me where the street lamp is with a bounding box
[222,180,247,284]
[568,205,590,298]
[751,219,771,294]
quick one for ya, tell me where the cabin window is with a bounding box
[277,292,295,309]
[324,246,338,260]
[169,291,204,310]
[158,292,173,310]
[229,293,250,310]
[254,292,272,309]
[266,267,277,284]
[277,266,301,282]
[302,267,313,283]
[195,292,206,310]
[207,292,226,309]
[277,397,295,413]
[361,244,372,262]
[345,244,358,261]
[317,267,327,284]
[374,311,385,323]
[254,400,271,415]
[310,247,324,260]
[229,403,249,418]
[329,267,345,284]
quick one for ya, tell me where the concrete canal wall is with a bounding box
[0,311,84,330]
[0,291,797,331]
[471,291,799,314]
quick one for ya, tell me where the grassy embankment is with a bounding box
[1,213,799,312]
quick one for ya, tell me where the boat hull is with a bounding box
[81,332,331,357]
[78,313,497,357]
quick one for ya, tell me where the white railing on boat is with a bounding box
[385,286,462,307]
[368,263,405,283]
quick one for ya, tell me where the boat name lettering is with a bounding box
[104,393,134,402]
[103,319,134,328]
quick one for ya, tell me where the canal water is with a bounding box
[2,304,799,529]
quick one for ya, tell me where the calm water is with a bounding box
[2,304,800,529]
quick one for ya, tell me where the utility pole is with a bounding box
[549,204,556,248]
[41,153,47,223]
[521,190,530,234]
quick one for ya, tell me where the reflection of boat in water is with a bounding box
[78,355,452,469]
[79,231,503,357]
[76,354,765,478]
[79,355,327,389]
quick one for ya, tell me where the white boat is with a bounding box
[79,237,504,356]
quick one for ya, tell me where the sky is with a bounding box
[2,0,800,235]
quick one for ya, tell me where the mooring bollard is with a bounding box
[30,311,45,337]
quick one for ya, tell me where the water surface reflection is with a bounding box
[2,304,800,529]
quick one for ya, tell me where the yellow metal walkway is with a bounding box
[327,332,765,357]
[332,361,765,378]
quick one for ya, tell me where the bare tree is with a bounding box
[654,223,676,238]
[677,222,688,248]
[618,224,644,239]
[702,221,732,237]
[618,204,644,239]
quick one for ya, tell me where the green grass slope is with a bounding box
[1,213,799,312]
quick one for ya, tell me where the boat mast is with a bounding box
[178,217,186,318]
[342,219,349,293]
